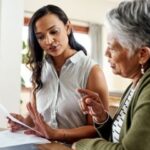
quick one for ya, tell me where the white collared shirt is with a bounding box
[36,51,97,128]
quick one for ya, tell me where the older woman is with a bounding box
[72,0,150,149]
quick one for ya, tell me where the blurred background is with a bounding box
[0,0,131,128]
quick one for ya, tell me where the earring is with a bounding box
[67,30,70,35]
[141,64,144,75]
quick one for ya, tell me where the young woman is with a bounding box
[8,5,108,144]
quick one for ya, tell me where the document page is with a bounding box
[0,130,50,148]
[0,104,40,134]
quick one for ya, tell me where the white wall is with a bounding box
[0,0,24,128]
[0,1,1,57]
[24,0,118,24]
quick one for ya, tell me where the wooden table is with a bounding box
[0,143,72,150]
[37,143,72,150]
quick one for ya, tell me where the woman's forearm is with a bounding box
[53,125,97,143]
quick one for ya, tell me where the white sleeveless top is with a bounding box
[36,51,97,128]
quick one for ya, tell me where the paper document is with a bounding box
[0,130,50,148]
[0,104,40,134]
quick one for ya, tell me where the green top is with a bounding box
[75,68,150,150]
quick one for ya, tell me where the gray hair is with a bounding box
[106,0,150,55]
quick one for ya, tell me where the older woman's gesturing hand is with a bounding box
[25,102,56,140]
[78,89,108,123]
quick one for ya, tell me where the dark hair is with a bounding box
[27,5,87,91]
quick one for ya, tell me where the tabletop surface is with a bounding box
[0,128,72,150]
[0,143,72,150]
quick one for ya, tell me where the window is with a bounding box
[74,32,91,55]
[21,26,32,87]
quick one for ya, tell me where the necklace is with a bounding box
[55,66,61,73]
[54,65,62,76]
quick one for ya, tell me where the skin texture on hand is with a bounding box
[26,102,57,140]
[26,101,98,143]
[23,90,98,143]
[8,113,27,132]
[78,88,108,123]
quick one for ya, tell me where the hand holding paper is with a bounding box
[0,104,41,134]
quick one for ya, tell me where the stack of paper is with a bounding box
[0,130,50,148]
[0,104,50,148]
[0,104,39,133]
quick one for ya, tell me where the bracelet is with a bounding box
[93,111,109,125]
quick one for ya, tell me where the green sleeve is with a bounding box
[75,86,150,150]
[75,138,122,150]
